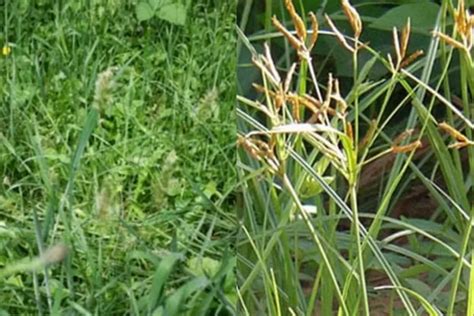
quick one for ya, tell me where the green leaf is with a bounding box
[0,309,10,316]
[374,286,441,315]
[157,3,187,25]
[300,176,334,199]
[136,2,155,21]
[164,277,209,316]
[151,306,164,316]
[369,2,440,33]
[203,181,218,199]
[467,252,474,316]
[187,257,220,277]
[147,253,183,314]
[405,278,431,298]
[148,0,162,11]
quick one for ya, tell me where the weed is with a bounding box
[238,0,473,314]
[0,1,236,315]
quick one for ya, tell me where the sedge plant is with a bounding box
[237,0,473,315]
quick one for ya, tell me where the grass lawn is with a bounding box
[1,1,236,315]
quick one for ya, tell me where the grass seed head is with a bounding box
[455,0,469,38]
[237,135,261,161]
[391,19,418,70]
[289,93,301,121]
[93,67,117,111]
[439,122,473,148]
[341,0,362,39]
[448,141,473,149]
[40,244,69,265]
[272,16,303,51]
[393,129,415,146]
[400,18,411,58]
[308,12,319,51]
[400,50,423,68]
[434,1,474,52]
[433,31,466,50]
[391,140,422,153]
[285,0,307,41]
[346,122,353,141]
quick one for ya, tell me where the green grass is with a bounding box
[0,1,236,315]
[237,0,473,315]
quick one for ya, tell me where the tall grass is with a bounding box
[237,0,473,314]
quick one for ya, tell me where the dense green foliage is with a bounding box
[0,1,236,315]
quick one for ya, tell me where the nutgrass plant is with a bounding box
[237,0,474,315]
[1,1,236,315]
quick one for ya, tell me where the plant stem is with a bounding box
[282,174,350,315]
[447,220,472,315]
[350,184,370,316]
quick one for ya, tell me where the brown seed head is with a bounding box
[400,50,424,68]
[393,129,415,146]
[308,12,319,51]
[400,18,411,59]
[433,31,466,50]
[272,16,304,51]
[391,140,422,153]
[341,0,362,39]
[439,122,470,143]
[285,0,307,41]
[455,0,469,37]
